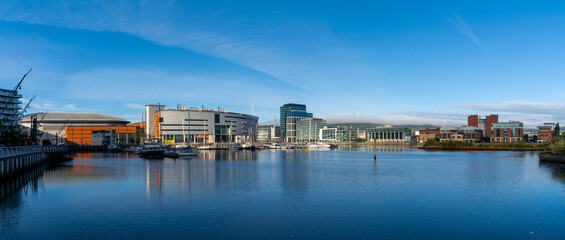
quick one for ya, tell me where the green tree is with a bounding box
[0,125,30,146]
[554,122,560,138]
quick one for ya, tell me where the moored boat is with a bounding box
[108,144,121,152]
[139,144,165,158]
[177,146,200,157]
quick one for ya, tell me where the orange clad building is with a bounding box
[66,126,141,145]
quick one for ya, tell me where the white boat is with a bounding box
[177,146,199,157]
[265,143,284,149]
[305,142,331,149]
[198,145,214,150]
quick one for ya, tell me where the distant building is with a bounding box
[491,122,523,143]
[155,104,258,144]
[91,130,117,146]
[296,118,326,142]
[257,125,280,142]
[319,126,356,142]
[280,103,313,142]
[419,128,441,136]
[536,123,556,143]
[468,115,479,128]
[356,130,367,139]
[468,114,498,138]
[20,113,134,145]
[0,87,23,128]
[485,115,498,138]
[367,126,412,143]
[440,126,483,142]
[145,104,165,138]
[417,134,437,143]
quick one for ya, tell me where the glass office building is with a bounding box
[280,103,313,142]
[296,118,326,142]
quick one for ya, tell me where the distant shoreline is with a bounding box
[419,141,545,151]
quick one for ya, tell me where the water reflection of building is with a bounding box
[141,151,259,198]
[279,152,309,196]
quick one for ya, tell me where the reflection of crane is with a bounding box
[55,118,70,145]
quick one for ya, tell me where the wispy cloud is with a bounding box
[25,98,82,113]
[0,1,372,91]
[125,103,145,110]
[445,13,482,46]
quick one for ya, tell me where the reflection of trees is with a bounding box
[540,162,565,183]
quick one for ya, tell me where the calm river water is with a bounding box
[1,149,565,239]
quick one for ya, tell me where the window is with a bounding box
[215,114,220,123]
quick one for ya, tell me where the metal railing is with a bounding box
[0,146,69,157]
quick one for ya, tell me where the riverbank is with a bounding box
[419,140,545,151]
[539,153,565,163]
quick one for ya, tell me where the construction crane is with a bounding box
[55,118,70,145]
[0,69,32,135]
[9,95,36,128]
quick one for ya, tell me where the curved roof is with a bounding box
[21,112,130,124]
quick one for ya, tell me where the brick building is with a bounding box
[440,126,483,142]
[536,123,555,143]
[491,122,523,143]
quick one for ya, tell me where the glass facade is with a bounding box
[280,104,313,142]
[296,118,326,142]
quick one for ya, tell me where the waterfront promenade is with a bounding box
[0,145,69,179]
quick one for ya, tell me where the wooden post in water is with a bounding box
[305,146,308,154]
[373,142,377,161]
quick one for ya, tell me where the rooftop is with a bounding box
[21,112,130,124]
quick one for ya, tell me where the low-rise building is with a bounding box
[439,126,483,142]
[319,126,356,142]
[91,130,117,146]
[417,134,437,143]
[536,123,555,143]
[491,122,523,143]
[257,125,281,142]
[367,126,412,143]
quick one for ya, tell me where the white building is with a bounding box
[148,104,258,144]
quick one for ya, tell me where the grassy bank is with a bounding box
[421,139,545,151]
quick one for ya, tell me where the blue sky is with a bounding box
[1,0,565,127]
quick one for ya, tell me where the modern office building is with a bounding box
[280,103,313,142]
[367,126,412,143]
[491,121,523,143]
[0,87,23,128]
[319,126,356,142]
[257,125,281,142]
[20,113,134,145]
[536,123,556,143]
[155,104,258,144]
[296,118,326,142]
